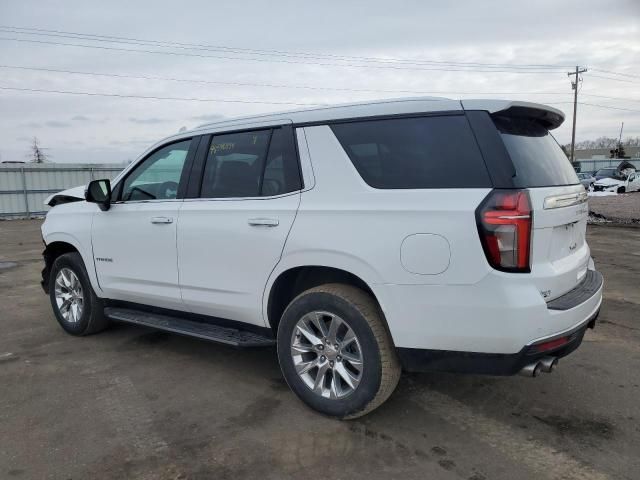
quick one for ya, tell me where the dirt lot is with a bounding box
[589,191,640,223]
[1,220,639,480]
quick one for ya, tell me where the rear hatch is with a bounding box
[491,110,589,302]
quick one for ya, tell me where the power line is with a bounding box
[578,102,640,113]
[0,25,573,70]
[591,68,640,79]
[0,36,569,75]
[6,65,639,103]
[588,73,640,84]
[0,64,576,96]
[0,85,326,105]
[3,85,639,114]
[580,92,640,104]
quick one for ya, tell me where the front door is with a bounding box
[178,126,302,326]
[92,138,196,310]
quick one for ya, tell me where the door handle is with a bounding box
[248,218,279,227]
[150,216,173,224]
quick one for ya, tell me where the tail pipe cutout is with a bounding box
[400,234,451,275]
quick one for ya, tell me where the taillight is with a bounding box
[476,189,532,273]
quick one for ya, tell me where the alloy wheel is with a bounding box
[290,311,363,399]
[54,268,84,323]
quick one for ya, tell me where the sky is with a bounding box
[0,0,639,164]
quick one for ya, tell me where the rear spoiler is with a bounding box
[461,100,565,130]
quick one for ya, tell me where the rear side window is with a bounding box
[202,130,271,198]
[492,116,579,187]
[200,127,301,198]
[331,115,491,189]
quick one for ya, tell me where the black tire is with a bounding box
[618,186,626,194]
[49,252,109,336]
[277,284,401,419]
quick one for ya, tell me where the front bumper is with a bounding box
[593,184,619,192]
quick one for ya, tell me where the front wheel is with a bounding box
[49,252,109,336]
[277,284,401,419]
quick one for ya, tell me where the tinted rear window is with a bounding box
[493,116,579,187]
[331,115,491,189]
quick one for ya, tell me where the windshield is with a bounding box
[596,169,625,180]
[492,116,579,187]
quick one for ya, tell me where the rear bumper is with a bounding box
[397,308,599,375]
[376,266,604,370]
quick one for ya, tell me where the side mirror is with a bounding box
[85,179,112,211]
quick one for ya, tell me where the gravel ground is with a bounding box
[1,220,640,479]
[589,191,640,224]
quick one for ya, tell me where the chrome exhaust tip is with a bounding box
[519,362,542,377]
[539,356,558,373]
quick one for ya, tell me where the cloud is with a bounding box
[190,114,225,122]
[1,0,639,163]
[45,121,71,128]
[71,115,108,123]
[19,120,71,128]
[128,117,171,124]
[108,138,154,146]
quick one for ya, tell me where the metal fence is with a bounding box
[0,165,124,218]
[575,158,639,173]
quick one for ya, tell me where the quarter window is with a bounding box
[121,139,191,201]
[331,115,491,189]
[262,128,303,196]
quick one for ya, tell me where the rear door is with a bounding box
[490,113,588,301]
[178,125,302,326]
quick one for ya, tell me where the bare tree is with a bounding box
[27,137,50,163]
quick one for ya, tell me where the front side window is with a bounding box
[200,127,301,198]
[331,115,491,189]
[121,139,191,201]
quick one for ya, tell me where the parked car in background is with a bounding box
[40,97,602,419]
[593,170,640,193]
[577,172,595,190]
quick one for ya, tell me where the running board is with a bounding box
[103,307,275,347]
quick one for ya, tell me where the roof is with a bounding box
[190,97,566,133]
[118,97,565,184]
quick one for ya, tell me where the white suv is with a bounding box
[41,97,603,418]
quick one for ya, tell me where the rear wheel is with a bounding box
[49,252,109,336]
[277,284,400,419]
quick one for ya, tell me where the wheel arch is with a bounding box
[265,264,392,341]
[42,233,101,295]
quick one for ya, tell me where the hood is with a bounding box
[594,178,624,187]
[45,185,86,207]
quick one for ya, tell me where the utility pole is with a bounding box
[618,121,624,158]
[568,66,587,163]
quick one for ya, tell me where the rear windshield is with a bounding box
[493,116,579,187]
[331,115,491,189]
